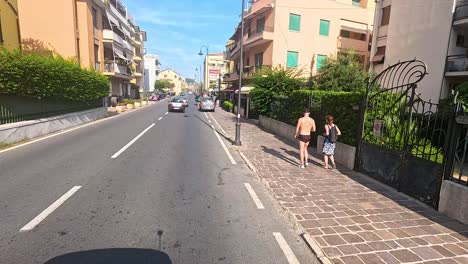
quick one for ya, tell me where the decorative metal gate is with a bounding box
[357,60,455,208]
[444,104,468,186]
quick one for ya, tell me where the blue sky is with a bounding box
[121,0,240,80]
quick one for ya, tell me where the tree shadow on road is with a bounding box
[44,248,172,264]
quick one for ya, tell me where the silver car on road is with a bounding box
[199,97,215,112]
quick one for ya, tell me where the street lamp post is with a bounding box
[198,45,209,96]
[234,0,245,146]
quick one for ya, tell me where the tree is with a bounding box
[250,66,304,115]
[154,80,171,91]
[185,78,195,85]
[314,49,369,92]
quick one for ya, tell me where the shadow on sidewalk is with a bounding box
[261,146,299,166]
[280,147,322,167]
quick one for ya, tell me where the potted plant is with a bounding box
[116,102,126,113]
[124,99,134,110]
[134,99,141,108]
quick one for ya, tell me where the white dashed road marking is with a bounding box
[111,123,155,159]
[158,117,163,121]
[273,232,301,264]
[244,183,265,209]
[20,186,82,232]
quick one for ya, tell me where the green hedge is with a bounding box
[269,90,364,146]
[0,49,109,102]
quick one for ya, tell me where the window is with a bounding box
[316,55,327,70]
[287,51,298,68]
[255,52,263,69]
[256,17,265,33]
[94,44,99,63]
[0,15,3,45]
[174,75,177,78]
[289,14,301,32]
[164,74,167,78]
[92,7,98,28]
[352,0,361,7]
[319,20,330,36]
[457,35,465,47]
[381,6,391,26]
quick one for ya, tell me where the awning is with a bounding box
[113,46,127,60]
[222,85,238,92]
[234,86,255,95]
[372,46,386,63]
[372,54,385,63]
[106,10,119,28]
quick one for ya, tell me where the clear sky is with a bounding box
[121,0,241,81]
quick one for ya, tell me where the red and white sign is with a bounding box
[209,69,219,80]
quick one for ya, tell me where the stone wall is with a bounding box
[439,180,468,225]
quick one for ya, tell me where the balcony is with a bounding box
[104,61,133,79]
[245,27,274,47]
[122,39,133,52]
[337,37,368,52]
[446,55,468,76]
[103,29,124,45]
[95,62,101,71]
[133,55,142,61]
[455,4,468,26]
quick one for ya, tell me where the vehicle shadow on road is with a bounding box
[43,248,172,264]
[194,114,235,144]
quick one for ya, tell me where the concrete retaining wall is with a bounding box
[259,115,296,143]
[439,180,468,225]
[259,115,356,169]
[0,107,108,144]
[316,135,356,170]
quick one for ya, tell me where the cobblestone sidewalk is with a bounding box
[211,110,468,264]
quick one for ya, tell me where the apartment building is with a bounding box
[225,0,375,88]
[144,54,161,93]
[370,0,464,103]
[0,0,20,50]
[160,69,185,95]
[131,26,147,97]
[203,53,230,93]
[17,0,145,102]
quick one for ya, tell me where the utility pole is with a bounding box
[234,0,245,146]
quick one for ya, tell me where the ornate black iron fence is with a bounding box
[444,103,468,186]
[357,60,456,208]
[0,96,104,125]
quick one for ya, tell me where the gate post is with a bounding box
[354,78,370,170]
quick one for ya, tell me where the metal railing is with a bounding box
[104,61,131,75]
[0,97,103,125]
[446,55,468,72]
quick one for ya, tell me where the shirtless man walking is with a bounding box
[294,108,316,169]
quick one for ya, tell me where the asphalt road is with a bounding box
[0,96,319,264]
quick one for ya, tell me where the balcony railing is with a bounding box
[247,26,274,39]
[446,55,468,72]
[95,62,101,71]
[104,61,131,76]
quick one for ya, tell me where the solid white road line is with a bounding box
[208,112,228,136]
[158,117,163,121]
[20,186,82,232]
[244,183,265,209]
[111,123,155,159]
[273,232,301,264]
[211,125,237,165]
